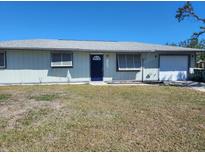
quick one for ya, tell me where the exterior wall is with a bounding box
[0,50,196,84]
[104,52,195,82]
[103,52,159,82]
[142,53,159,81]
[158,52,196,77]
[0,50,90,84]
[189,53,196,74]
[103,53,142,82]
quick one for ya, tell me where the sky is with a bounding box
[0,1,204,44]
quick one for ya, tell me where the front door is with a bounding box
[90,55,103,81]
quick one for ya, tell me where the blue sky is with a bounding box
[0,1,204,44]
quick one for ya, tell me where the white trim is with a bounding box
[50,64,72,67]
[118,68,141,71]
[89,53,104,55]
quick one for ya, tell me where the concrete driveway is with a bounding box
[90,81,205,92]
[164,81,205,92]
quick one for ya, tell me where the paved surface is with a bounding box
[186,82,205,92]
[1,81,205,92]
[91,81,205,92]
[89,81,107,86]
[164,81,205,92]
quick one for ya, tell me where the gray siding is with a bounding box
[103,53,142,81]
[189,54,196,74]
[0,50,90,83]
[0,50,196,84]
[142,53,159,81]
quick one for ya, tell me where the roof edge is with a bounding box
[0,46,203,52]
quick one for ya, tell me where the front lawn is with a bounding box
[0,85,204,151]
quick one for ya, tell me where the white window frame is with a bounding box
[117,54,141,71]
[0,51,6,69]
[51,52,73,68]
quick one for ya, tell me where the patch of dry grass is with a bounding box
[0,85,204,151]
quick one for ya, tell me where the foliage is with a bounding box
[166,38,205,61]
[167,38,204,48]
[176,2,205,38]
[173,2,205,61]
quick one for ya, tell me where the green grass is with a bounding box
[0,94,11,102]
[29,94,58,101]
[0,118,8,129]
[0,85,204,151]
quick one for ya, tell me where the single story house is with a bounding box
[0,39,204,84]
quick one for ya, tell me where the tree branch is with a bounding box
[176,2,205,38]
[176,2,205,23]
[192,30,205,38]
[187,11,205,23]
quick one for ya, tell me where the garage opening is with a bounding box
[159,55,189,81]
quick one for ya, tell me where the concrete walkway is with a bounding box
[164,81,205,92]
[89,81,152,86]
[89,81,107,86]
[89,81,205,92]
[1,81,204,92]
[185,82,205,92]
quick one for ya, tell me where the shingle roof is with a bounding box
[0,39,204,52]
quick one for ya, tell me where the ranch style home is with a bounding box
[0,39,204,84]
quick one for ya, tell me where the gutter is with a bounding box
[0,47,156,53]
[0,47,203,53]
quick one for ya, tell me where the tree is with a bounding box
[166,38,204,48]
[176,2,205,39]
[178,39,204,49]
[166,39,205,61]
[173,2,205,61]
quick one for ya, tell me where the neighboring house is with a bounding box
[196,60,205,69]
[0,39,204,84]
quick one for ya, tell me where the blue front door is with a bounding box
[90,55,103,81]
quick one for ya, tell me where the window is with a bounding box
[0,51,6,68]
[117,54,141,71]
[51,52,73,67]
